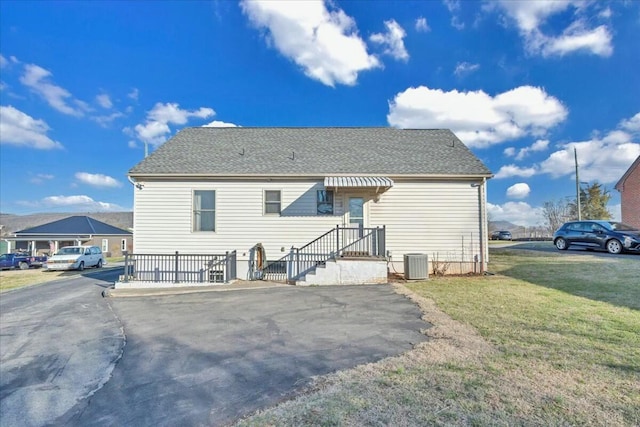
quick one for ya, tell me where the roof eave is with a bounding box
[128,172,494,180]
[615,155,640,191]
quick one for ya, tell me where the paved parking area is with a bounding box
[2,278,429,426]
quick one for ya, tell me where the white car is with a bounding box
[45,246,105,271]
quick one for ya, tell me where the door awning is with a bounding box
[324,176,394,188]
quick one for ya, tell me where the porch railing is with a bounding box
[262,225,385,282]
[122,250,237,284]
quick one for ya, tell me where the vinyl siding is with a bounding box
[370,180,484,271]
[133,178,486,276]
[133,179,342,257]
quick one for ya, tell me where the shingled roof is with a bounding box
[129,127,492,177]
[16,216,131,236]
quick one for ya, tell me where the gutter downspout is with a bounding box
[479,177,487,273]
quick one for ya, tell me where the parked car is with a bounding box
[491,230,512,241]
[45,246,105,271]
[553,220,640,254]
[0,252,48,270]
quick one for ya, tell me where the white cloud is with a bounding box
[494,164,538,179]
[29,173,54,184]
[128,88,139,101]
[75,172,122,188]
[415,17,430,32]
[540,137,639,184]
[370,19,409,61]
[240,0,380,86]
[387,85,567,147]
[488,201,546,227]
[450,16,465,30]
[443,0,465,29]
[443,0,460,13]
[0,54,7,68]
[539,113,640,183]
[454,61,479,76]
[599,7,612,19]
[503,147,516,157]
[506,182,530,199]
[505,138,550,160]
[202,120,238,127]
[134,102,215,147]
[493,1,613,57]
[96,93,113,109]
[19,64,89,116]
[0,105,63,149]
[540,23,612,57]
[39,195,123,211]
[93,111,125,127]
[620,112,640,134]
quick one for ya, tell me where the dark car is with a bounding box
[491,230,512,241]
[553,220,640,254]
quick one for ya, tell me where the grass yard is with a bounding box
[0,268,74,292]
[0,257,123,293]
[237,248,640,426]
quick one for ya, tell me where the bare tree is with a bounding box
[543,199,571,234]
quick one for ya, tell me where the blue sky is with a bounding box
[1,0,639,227]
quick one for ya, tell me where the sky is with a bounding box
[1,0,639,227]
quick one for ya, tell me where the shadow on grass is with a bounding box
[40,266,122,289]
[491,247,640,311]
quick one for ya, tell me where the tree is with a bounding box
[542,199,571,234]
[568,182,612,220]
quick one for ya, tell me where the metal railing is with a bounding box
[122,250,236,284]
[263,225,385,282]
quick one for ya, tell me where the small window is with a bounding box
[121,239,127,252]
[102,239,109,252]
[194,190,216,232]
[317,190,334,215]
[264,190,281,215]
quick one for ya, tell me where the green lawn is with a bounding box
[237,249,640,426]
[0,257,122,292]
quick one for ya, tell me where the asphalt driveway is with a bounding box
[1,279,429,426]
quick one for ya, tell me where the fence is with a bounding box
[122,250,236,284]
[262,225,385,282]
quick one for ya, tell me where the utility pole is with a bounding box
[575,147,581,220]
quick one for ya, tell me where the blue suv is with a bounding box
[553,220,640,254]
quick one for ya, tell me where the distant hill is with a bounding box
[0,212,133,235]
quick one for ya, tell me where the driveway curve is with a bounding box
[0,270,124,427]
[64,285,428,426]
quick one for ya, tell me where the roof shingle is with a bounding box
[16,216,131,235]
[129,127,492,177]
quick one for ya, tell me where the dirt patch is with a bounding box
[391,283,495,364]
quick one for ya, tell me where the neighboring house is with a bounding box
[615,155,640,229]
[127,127,492,283]
[6,216,132,257]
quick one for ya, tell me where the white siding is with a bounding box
[133,179,341,265]
[369,179,484,273]
[133,178,486,277]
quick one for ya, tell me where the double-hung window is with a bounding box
[264,190,281,215]
[317,190,334,215]
[193,190,216,232]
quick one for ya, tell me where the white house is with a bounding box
[125,127,492,287]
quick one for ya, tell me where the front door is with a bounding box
[348,197,365,228]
